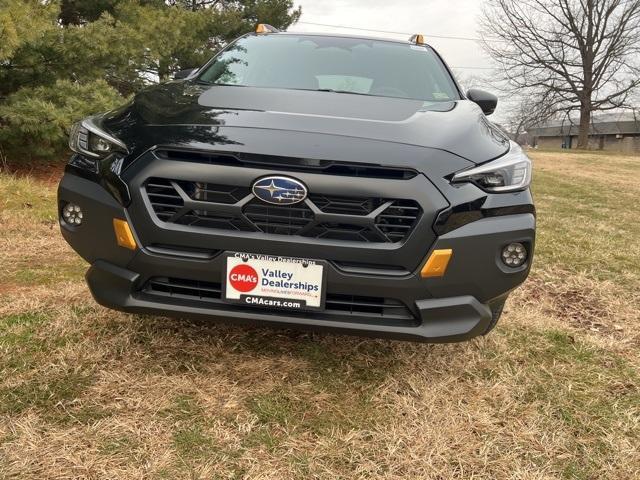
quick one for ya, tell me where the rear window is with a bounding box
[197,34,460,102]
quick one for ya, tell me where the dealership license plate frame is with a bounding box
[222,252,328,312]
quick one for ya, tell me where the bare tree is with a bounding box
[164,0,221,10]
[503,95,557,144]
[480,0,640,149]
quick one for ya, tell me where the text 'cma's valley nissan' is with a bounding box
[59,25,535,343]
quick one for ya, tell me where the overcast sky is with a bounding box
[290,1,493,72]
[288,0,508,119]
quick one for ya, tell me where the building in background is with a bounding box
[528,112,640,153]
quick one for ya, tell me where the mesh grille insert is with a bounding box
[308,194,385,216]
[178,182,251,204]
[243,200,314,235]
[146,179,183,221]
[375,200,422,242]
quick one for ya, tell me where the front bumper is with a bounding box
[87,259,494,342]
[59,172,535,343]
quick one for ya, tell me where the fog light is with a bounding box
[62,203,83,226]
[502,243,527,267]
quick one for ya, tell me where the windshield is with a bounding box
[197,34,460,102]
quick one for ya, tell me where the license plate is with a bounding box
[223,253,326,311]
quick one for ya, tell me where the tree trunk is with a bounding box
[577,104,592,150]
[158,58,170,83]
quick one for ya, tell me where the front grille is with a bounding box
[144,178,422,243]
[142,277,417,323]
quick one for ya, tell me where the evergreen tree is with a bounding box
[0,0,301,161]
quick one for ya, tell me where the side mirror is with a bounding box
[174,68,197,80]
[467,88,498,116]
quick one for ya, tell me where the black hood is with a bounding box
[103,81,509,167]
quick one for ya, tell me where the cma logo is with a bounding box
[228,264,259,292]
[230,272,257,282]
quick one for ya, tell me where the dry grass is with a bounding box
[1,151,639,479]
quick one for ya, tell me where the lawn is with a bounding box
[0,151,639,479]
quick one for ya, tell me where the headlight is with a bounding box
[452,141,532,192]
[68,117,128,159]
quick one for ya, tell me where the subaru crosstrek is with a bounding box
[58,26,535,342]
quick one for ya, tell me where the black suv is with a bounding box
[59,27,535,342]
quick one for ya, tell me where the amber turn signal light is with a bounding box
[409,34,425,45]
[256,24,279,34]
[421,249,452,278]
[113,218,137,250]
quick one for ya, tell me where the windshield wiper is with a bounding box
[195,80,247,87]
[313,88,374,96]
[195,84,376,97]
[285,87,374,96]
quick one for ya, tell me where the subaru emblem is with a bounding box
[252,176,308,205]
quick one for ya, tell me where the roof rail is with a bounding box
[409,34,426,45]
[256,24,280,34]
